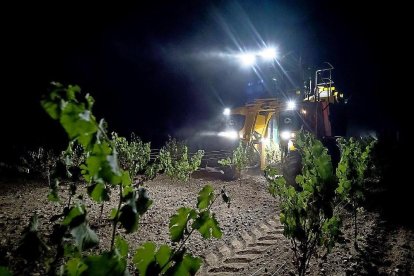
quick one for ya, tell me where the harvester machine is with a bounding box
[220,63,346,174]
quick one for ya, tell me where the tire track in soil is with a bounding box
[199,217,290,276]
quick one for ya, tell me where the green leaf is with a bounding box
[66,84,81,100]
[157,138,203,181]
[82,142,122,185]
[60,101,98,147]
[41,100,59,120]
[166,253,202,276]
[155,245,172,272]
[110,208,118,220]
[83,252,127,276]
[122,185,134,199]
[70,223,99,251]
[197,185,214,211]
[136,187,153,216]
[62,205,86,227]
[314,154,333,181]
[218,157,232,167]
[145,163,160,180]
[192,211,222,239]
[321,216,342,252]
[119,198,139,233]
[280,213,286,224]
[47,176,60,202]
[41,84,100,148]
[63,243,81,259]
[115,236,129,258]
[169,207,196,242]
[85,93,95,110]
[87,182,109,203]
[121,170,132,187]
[133,242,157,276]
[0,267,12,276]
[133,243,174,275]
[107,149,120,179]
[66,258,87,276]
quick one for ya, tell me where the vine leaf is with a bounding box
[196,185,214,211]
[82,252,127,276]
[169,207,196,242]
[47,179,60,202]
[70,223,99,251]
[119,188,153,233]
[165,253,202,276]
[133,242,160,275]
[65,258,87,276]
[155,245,172,273]
[136,187,153,216]
[192,211,222,239]
[119,201,139,234]
[81,142,122,185]
[41,99,59,120]
[0,267,12,276]
[87,182,109,203]
[60,101,98,147]
[115,236,129,258]
[62,205,86,228]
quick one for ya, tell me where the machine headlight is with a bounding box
[280,131,291,140]
[280,131,295,140]
[286,100,296,110]
[218,130,238,139]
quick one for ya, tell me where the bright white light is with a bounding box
[259,47,277,60]
[223,108,231,116]
[300,109,307,115]
[287,100,296,110]
[280,131,291,140]
[288,140,294,150]
[239,53,256,67]
[261,137,270,145]
[218,130,238,139]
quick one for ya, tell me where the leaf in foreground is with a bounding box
[0,266,12,276]
[192,211,222,239]
[169,207,196,242]
[134,242,169,275]
[165,253,202,276]
[70,223,99,251]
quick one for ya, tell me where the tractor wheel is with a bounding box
[282,150,302,190]
[222,166,240,181]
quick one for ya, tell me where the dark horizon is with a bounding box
[1,1,407,154]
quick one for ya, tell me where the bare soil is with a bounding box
[0,172,413,275]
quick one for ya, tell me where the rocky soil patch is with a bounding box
[1,172,413,275]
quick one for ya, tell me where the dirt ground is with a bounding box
[0,171,413,275]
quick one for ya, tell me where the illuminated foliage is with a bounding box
[111,131,151,182]
[218,141,252,179]
[18,83,227,275]
[158,137,204,181]
[266,130,341,276]
[335,137,375,247]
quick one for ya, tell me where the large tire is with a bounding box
[222,166,240,181]
[282,150,302,190]
[246,145,261,169]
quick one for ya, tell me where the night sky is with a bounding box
[1,1,407,154]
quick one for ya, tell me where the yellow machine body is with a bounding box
[228,83,343,170]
